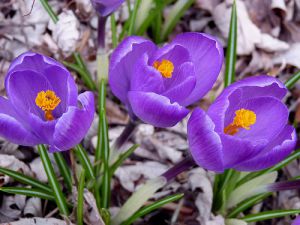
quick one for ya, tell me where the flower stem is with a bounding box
[161,156,195,182]
[267,179,300,192]
[38,145,69,216]
[98,16,107,51]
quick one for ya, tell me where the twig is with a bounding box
[23,0,36,16]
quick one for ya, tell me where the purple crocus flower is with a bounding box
[187,75,297,172]
[0,52,95,152]
[109,32,223,127]
[91,0,125,17]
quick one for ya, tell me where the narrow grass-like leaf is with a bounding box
[0,167,52,193]
[237,149,300,187]
[39,0,58,23]
[77,170,85,225]
[94,79,106,176]
[213,169,235,211]
[74,145,95,180]
[242,209,300,223]
[100,109,110,209]
[228,193,271,218]
[111,14,118,48]
[0,187,55,201]
[224,0,237,87]
[38,145,69,216]
[53,153,72,192]
[128,0,142,35]
[111,144,139,174]
[121,193,184,225]
[161,0,194,41]
[285,70,300,89]
[73,53,97,90]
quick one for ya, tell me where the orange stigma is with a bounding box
[224,109,256,135]
[35,90,61,121]
[153,59,174,78]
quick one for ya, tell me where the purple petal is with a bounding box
[0,97,39,146]
[6,70,52,118]
[109,36,156,106]
[172,33,224,106]
[92,0,125,17]
[220,133,268,169]
[130,53,164,93]
[6,52,78,113]
[187,108,224,172]
[149,44,191,69]
[225,97,289,141]
[162,62,196,104]
[128,91,189,128]
[51,92,95,152]
[292,216,300,225]
[234,125,296,171]
[208,75,288,133]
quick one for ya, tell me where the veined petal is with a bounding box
[292,216,300,225]
[92,0,125,17]
[187,108,224,172]
[109,36,156,105]
[6,52,78,111]
[208,75,287,132]
[172,32,224,106]
[220,133,267,169]
[128,91,189,128]
[0,97,39,146]
[234,125,296,171]
[51,92,95,152]
[130,53,164,93]
[162,62,196,104]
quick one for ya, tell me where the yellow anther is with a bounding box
[35,90,61,121]
[224,109,256,135]
[153,59,174,78]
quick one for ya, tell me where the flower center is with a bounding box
[153,59,174,78]
[35,90,61,121]
[224,109,256,135]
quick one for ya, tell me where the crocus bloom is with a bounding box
[0,52,95,152]
[91,0,125,17]
[109,32,223,127]
[187,75,296,172]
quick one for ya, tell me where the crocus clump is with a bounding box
[1,52,95,152]
[91,0,125,17]
[187,75,296,172]
[109,32,223,127]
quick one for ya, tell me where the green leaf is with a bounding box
[74,145,95,181]
[77,169,85,225]
[121,193,184,225]
[226,171,277,209]
[237,149,300,187]
[110,14,118,48]
[53,152,72,192]
[285,70,300,89]
[38,145,69,216]
[39,0,58,23]
[100,109,111,209]
[224,0,237,87]
[227,193,271,218]
[161,0,194,41]
[110,144,139,175]
[73,52,97,90]
[242,209,300,223]
[0,167,52,193]
[128,0,142,35]
[0,187,55,201]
